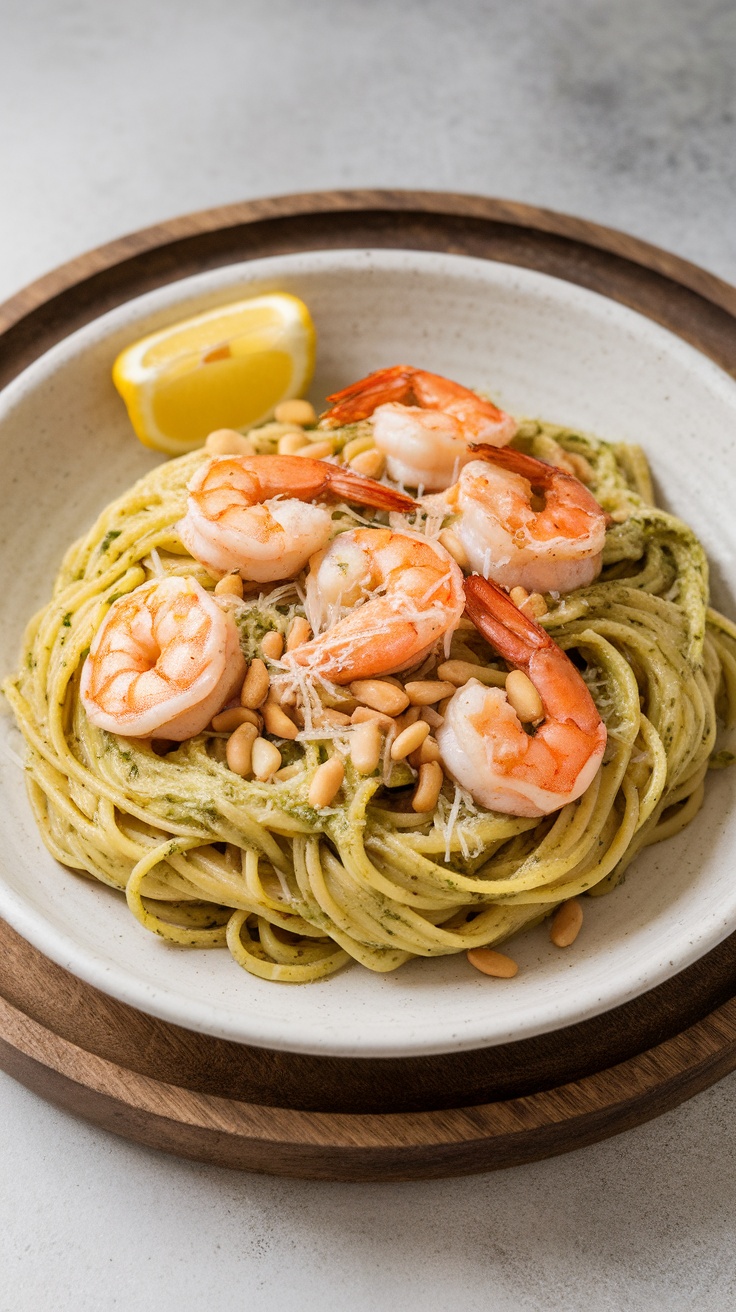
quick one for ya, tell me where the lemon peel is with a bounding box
[112,293,316,455]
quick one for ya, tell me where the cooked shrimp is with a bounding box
[425,444,608,594]
[178,454,415,583]
[436,576,606,817]
[80,576,246,740]
[321,365,516,491]
[285,527,465,684]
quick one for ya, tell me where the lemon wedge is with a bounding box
[112,293,316,455]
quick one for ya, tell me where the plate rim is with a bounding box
[2,193,736,1058]
[2,190,735,393]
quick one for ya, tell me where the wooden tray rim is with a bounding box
[3,965,735,1180]
[2,188,736,1178]
[2,190,735,374]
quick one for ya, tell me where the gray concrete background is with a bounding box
[1,1,736,1308]
[2,0,735,300]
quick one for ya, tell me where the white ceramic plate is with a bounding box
[1,248,735,1057]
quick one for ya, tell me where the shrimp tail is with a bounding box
[464,574,604,738]
[469,443,558,484]
[323,466,417,513]
[464,574,548,666]
[439,575,606,816]
[469,442,611,523]
[321,366,417,427]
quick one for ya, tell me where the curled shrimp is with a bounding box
[285,527,465,683]
[436,575,606,817]
[80,576,246,740]
[426,444,608,594]
[178,454,416,583]
[321,365,516,491]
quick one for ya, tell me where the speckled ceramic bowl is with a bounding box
[1,247,735,1056]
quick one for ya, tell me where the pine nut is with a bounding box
[318,707,353,728]
[405,679,456,705]
[408,735,441,767]
[342,434,375,463]
[549,898,583,947]
[391,719,430,760]
[214,573,244,598]
[505,669,544,723]
[524,592,548,619]
[350,679,410,716]
[350,448,386,479]
[467,948,519,978]
[455,647,483,664]
[567,452,594,484]
[350,720,383,774]
[306,428,338,446]
[351,705,395,732]
[286,616,312,652]
[262,698,299,740]
[205,428,254,456]
[211,706,261,733]
[225,722,259,776]
[274,399,317,426]
[412,760,444,813]
[438,696,453,717]
[273,762,301,782]
[261,630,285,660]
[277,430,309,455]
[438,527,469,569]
[510,585,548,620]
[240,658,270,709]
[437,660,507,688]
[421,706,444,730]
[251,737,282,780]
[309,756,345,808]
[295,439,334,460]
[610,507,630,523]
[396,705,422,731]
[328,692,358,714]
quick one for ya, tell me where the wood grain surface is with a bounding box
[3,912,736,1181]
[1,190,736,1179]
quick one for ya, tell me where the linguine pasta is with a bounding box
[4,418,736,982]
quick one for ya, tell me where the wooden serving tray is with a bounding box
[2,191,736,1181]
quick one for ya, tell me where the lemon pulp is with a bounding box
[113,293,316,455]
